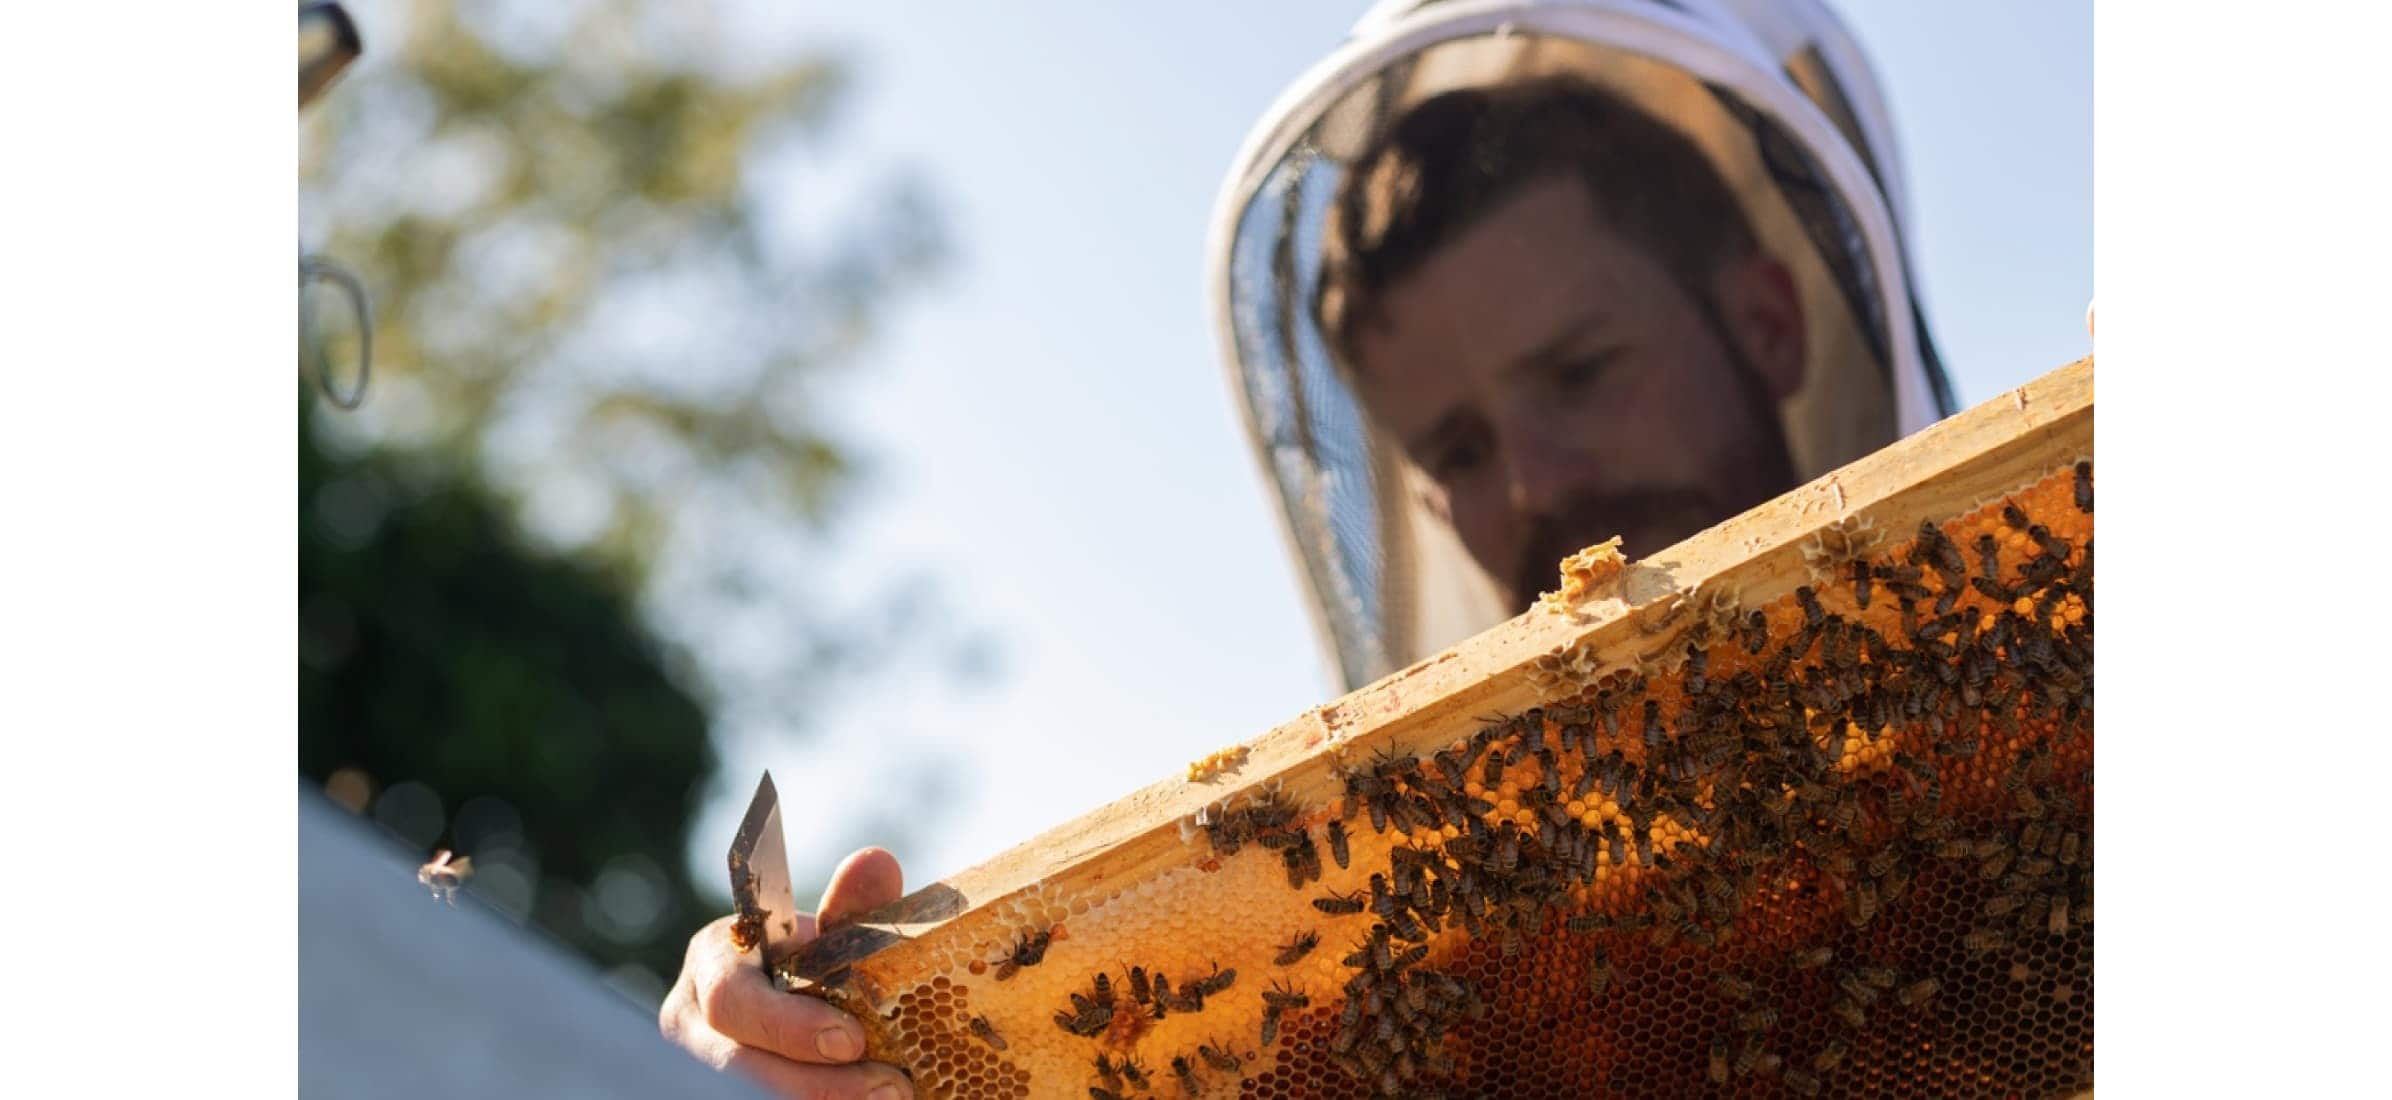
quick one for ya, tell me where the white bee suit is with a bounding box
[1207,0,1959,693]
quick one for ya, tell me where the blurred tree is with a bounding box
[298,0,960,997]
[301,397,713,984]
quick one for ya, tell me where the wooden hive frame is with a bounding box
[786,358,2094,1098]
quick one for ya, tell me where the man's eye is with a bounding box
[1433,437,1488,480]
[1551,352,1620,395]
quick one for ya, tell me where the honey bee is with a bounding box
[995,928,1052,982]
[1055,1008,1105,1037]
[2001,501,2031,531]
[417,849,472,905]
[2013,789,2048,822]
[1192,962,1239,998]
[1357,795,1388,835]
[1796,585,1824,629]
[1884,782,1914,821]
[2058,831,2082,867]
[1785,1067,1824,1096]
[1262,979,1310,1011]
[1925,521,1968,578]
[1314,890,1367,915]
[1709,1037,1732,1085]
[1326,819,1351,870]
[1897,976,1941,1007]
[1971,533,2009,583]
[1585,947,1614,996]
[1274,930,1320,966]
[1812,1038,1849,1072]
[1094,1053,1123,1090]
[1199,1040,1242,1073]
[1156,973,1205,1014]
[1832,998,1868,1030]
[1432,744,1473,789]
[1850,559,1873,610]
[1346,928,1390,972]
[1283,839,1323,889]
[1792,946,1835,971]
[1965,926,2010,953]
[1732,1035,1765,1075]
[1090,1089,1126,1100]
[1260,1003,1284,1047]
[2074,460,2093,512]
[1715,973,1757,1002]
[2049,894,2072,935]
[1118,1054,1152,1090]
[1171,1055,1200,1096]
[967,1014,1007,1051]
[1735,1006,1780,1032]
[2035,528,2073,565]
[1202,805,1257,855]
[1882,863,1914,905]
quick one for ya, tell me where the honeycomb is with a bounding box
[784,367,2093,1099]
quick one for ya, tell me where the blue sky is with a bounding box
[687,1,2093,893]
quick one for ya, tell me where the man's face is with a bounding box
[1346,175,1807,610]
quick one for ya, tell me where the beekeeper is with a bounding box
[659,3,1958,1095]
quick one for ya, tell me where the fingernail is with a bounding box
[815,1025,861,1061]
[867,1085,907,1100]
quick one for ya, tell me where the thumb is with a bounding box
[817,846,904,932]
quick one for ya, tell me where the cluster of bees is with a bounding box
[1200,786,1347,888]
[978,957,1246,1096]
[980,464,2090,1098]
[1087,1041,1248,1099]
[1046,962,1243,1041]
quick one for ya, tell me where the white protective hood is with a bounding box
[1208,0,1959,693]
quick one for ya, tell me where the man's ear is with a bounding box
[1712,254,1807,401]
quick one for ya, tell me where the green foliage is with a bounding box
[301,0,943,570]
[300,399,712,984]
[299,0,955,996]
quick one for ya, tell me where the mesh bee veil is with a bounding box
[1208,0,1960,693]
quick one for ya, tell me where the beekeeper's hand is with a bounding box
[661,848,915,1100]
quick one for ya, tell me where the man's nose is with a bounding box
[1500,427,1586,518]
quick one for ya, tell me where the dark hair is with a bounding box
[1316,75,1761,364]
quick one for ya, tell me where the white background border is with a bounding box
[5,1,2389,1092]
